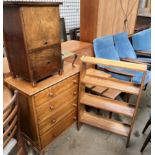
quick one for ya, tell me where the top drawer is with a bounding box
[34,74,79,107]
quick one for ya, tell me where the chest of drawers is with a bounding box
[5,62,80,152]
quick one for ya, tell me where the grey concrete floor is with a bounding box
[29,83,151,155]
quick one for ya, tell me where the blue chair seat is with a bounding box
[93,35,151,85]
[132,28,151,52]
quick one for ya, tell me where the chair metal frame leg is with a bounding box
[140,132,151,152]
[142,117,151,134]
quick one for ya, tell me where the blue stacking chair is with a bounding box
[113,32,151,63]
[132,28,151,57]
[93,35,151,85]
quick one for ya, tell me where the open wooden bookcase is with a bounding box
[78,56,147,147]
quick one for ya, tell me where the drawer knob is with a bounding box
[72,104,77,107]
[44,41,48,45]
[49,105,55,110]
[73,80,78,84]
[53,134,57,137]
[49,92,54,97]
[51,119,56,124]
[73,116,77,120]
[73,91,77,95]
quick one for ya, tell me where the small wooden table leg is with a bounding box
[72,54,78,67]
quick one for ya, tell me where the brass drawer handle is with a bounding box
[48,92,54,97]
[73,80,78,84]
[73,91,77,95]
[72,104,77,107]
[51,119,56,124]
[49,105,55,110]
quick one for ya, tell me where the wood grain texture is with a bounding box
[5,62,80,151]
[3,86,13,110]
[29,44,62,81]
[97,0,117,36]
[3,1,62,6]
[91,86,107,94]
[80,0,139,42]
[34,74,78,107]
[82,75,140,95]
[21,6,60,50]
[4,3,62,83]
[81,93,134,117]
[18,94,41,148]
[80,112,130,137]
[61,40,92,52]
[81,56,147,72]
[37,86,77,123]
[3,57,10,76]
[102,89,122,99]
[40,110,76,148]
[5,62,80,96]
[39,98,77,135]
[80,0,99,42]
[4,6,31,80]
[86,68,111,79]
[78,54,146,147]
[36,88,77,123]
[62,40,94,66]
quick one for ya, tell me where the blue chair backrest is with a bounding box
[113,32,137,59]
[93,35,120,61]
[132,28,151,51]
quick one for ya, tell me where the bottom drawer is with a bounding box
[40,110,76,148]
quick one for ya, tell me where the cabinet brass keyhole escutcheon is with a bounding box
[44,41,48,45]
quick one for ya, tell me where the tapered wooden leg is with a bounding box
[59,69,63,75]
[12,73,16,78]
[77,112,82,131]
[32,81,37,87]
[72,54,78,67]
[126,134,131,148]
[140,132,151,152]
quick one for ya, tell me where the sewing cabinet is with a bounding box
[4,2,62,86]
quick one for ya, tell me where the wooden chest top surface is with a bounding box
[5,62,80,96]
[3,1,62,6]
[61,40,93,52]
